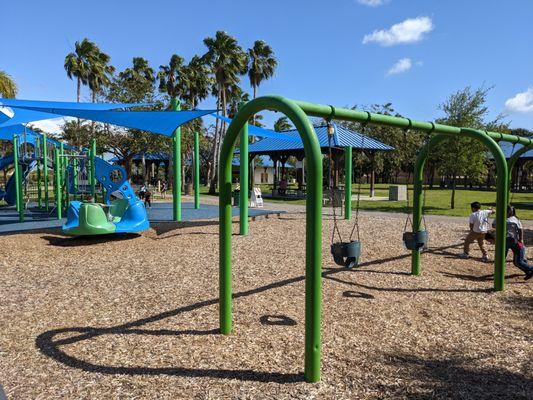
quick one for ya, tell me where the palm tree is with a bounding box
[201,31,248,192]
[158,54,185,103]
[88,51,115,102]
[274,116,292,132]
[247,40,277,100]
[178,56,212,109]
[0,70,17,98]
[121,57,155,84]
[64,38,100,102]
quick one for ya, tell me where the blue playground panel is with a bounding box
[0,202,282,234]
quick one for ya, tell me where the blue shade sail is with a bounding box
[43,109,216,136]
[0,98,144,111]
[211,114,301,142]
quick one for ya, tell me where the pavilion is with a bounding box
[499,141,533,191]
[245,123,394,196]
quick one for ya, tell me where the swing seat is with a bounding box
[403,230,428,251]
[331,241,361,269]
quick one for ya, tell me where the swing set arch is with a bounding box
[219,95,533,384]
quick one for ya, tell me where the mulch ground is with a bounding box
[1,212,532,399]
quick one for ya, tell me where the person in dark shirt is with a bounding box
[485,231,533,281]
[144,189,152,209]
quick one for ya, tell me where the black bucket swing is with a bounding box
[328,120,365,269]
[402,129,431,252]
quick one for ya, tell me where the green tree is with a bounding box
[0,70,17,98]
[435,86,508,208]
[178,56,212,109]
[158,54,185,103]
[64,38,100,102]
[247,40,277,100]
[103,58,167,177]
[88,49,114,102]
[273,117,293,132]
[202,31,248,193]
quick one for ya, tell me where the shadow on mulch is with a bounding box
[41,233,141,247]
[260,315,297,326]
[34,267,365,383]
[502,295,533,315]
[440,271,523,282]
[35,246,500,384]
[383,353,533,399]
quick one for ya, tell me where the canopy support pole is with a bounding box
[90,139,96,200]
[36,137,42,209]
[54,147,62,219]
[172,99,181,221]
[194,131,200,209]
[239,120,249,235]
[43,134,49,211]
[13,135,23,222]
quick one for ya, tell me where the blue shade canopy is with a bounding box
[0,98,144,111]
[246,123,394,154]
[0,107,62,128]
[498,141,533,159]
[211,114,300,142]
[42,108,216,136]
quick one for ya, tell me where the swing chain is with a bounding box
[327,119,343,244]
[403,126,413,232]
[420,129,433,232]
[349,123,366,242]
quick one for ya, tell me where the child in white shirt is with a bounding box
[459,201,494,261]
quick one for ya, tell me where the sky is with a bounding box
[1,0,532,133]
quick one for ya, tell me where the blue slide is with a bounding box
[62,157,149,235]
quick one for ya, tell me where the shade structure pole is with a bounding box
[54,147,62,219]
[344,146,352,220]
[171,98,181,221]
[239,120,249,235]
[42,134,49,211]
[194,131,200,209]
[13,135,23,222]
[90,139,96,200]
[60,143,66,211]
[36,137,42,209]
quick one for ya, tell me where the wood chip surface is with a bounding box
[1,212,532,399]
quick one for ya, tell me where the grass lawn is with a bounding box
[200,183,533,220]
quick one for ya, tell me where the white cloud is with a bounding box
[363,16,434,46]
[505,88,533,114]
[28,117,69,135]
[387,58,413,76]
[357,0,389,6]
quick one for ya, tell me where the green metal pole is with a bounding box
[54,148,62,219]
[412,131,508,291]
[219,96,323,383]
[13,136,24,221]
[344,146,352,220]
[36,137,42,208]
[73,157,78,201]
[295,100,533,148]
[194,131,200,209]
[42,134,49,211]
[90,139,96,200]
[239,121,249,235]
[60,143,66,210]
[171,98,181,221]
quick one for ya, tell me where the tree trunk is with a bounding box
[450,174,457,209]
[209,86,222,194]
[77,77,81,102]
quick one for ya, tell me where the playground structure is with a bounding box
[2,96,532,386]
[219,95,533,383]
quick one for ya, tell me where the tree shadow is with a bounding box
[150,220,221,236]
[382,353,533,399]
